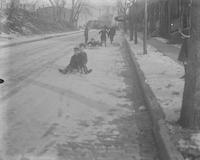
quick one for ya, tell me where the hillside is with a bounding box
[0,8,75,36]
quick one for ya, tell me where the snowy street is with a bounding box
[0,32,158,160]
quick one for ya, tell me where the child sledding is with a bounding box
[87,38,102,47]
[58,44,92,75]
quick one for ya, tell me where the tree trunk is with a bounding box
[167,0,171,36]
[179,0,200,130]
[129,18,134,41]
[149,4,157,35]
[70,0,75,24]
[129,3,138,44]
[129,4,134,41]
[143,0,148,55]
[134,22,138,44]
[159,1,169,37]
[124,21,127,34]
[129,24,133,41]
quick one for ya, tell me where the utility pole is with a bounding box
[143,0,148,54]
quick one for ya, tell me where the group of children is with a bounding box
[99,26,116,47]
[59,26,117,75]
[58,43,92,75]
[84,25,116,48]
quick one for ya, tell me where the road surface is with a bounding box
[0,32,159,160]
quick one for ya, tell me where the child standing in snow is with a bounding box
[99,26,108,47]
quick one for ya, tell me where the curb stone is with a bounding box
[122,36,184,160]
[0,31,83,48]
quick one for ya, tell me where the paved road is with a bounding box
[0,32,158,160]
[0,32,88,100]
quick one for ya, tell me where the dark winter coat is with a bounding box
[78,51,88,65]
[84,27,89,43]
[108,27,116,38]
[69,55,79,69]
[84,27,88,37]
[99,29,108,41]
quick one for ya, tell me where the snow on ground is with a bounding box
[173,44,181,49]
[3,38,142,160]
[191,133,200,150]
[154,37,181,49]
[32,45,132,143]
[128,38,184,122]
[154,37,169,44]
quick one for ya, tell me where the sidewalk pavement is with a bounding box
[125,36,185,160]
[141,36,200,158]
[137,33,181,64]
[127,34,200,159]
[128,36,184,123]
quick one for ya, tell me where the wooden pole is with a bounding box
[143,0,148,54]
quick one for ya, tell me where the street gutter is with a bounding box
[122,36,184,160]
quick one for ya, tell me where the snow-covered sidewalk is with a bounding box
[128,38,184,122]
[128,37,200,158]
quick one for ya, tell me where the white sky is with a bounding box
[87,0,116,5]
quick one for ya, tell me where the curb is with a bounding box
[0,31,83,48]
[122,37,184,160]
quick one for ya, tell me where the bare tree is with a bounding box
[70,0,82,26]
[29,0,39,11]
[128,1,138,43]
[116,0,131,33]
[53,0,66,7]
[79,3,92,17]
[179,0,200,130]
[117,0,130,17]
[47,0,90,27]
[48,0,67,21]
[7,0,18,19]
[70,0,90,27]
[48,0,56,6]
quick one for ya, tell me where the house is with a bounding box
[0,0,7,9]
[19,3,36,12]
